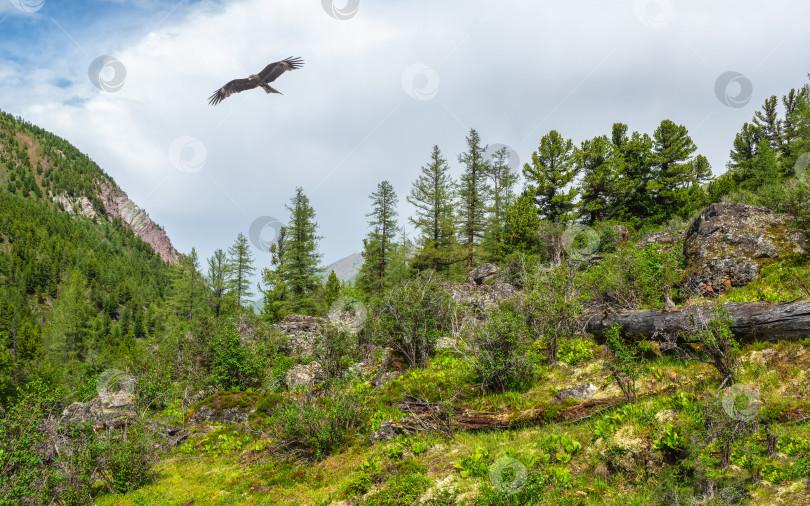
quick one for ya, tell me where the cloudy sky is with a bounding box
[1,0,809,275]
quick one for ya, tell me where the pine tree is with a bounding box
[227,233,255,308]
[457,129,491,269]
[744,139,781,189]
[43,270,91,363]
[280,187,322,314]
[610,123,656,225]
[168,247,204,322]
[408,146,461,273]
[728,122,764,182]
[206,248,229,316]
[523,130,578,223]
[357,181,398,293]
[649,120,700,221]
[577,135,617,224]
[482,146,519,261]
[502,195,541,255]
[753,95,784,152]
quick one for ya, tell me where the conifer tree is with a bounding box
[323,270,341,308]
[523,130,579,223]
[358,181,398,293]
[457,129,491,269]
[260,227,288,322]
[168,247,204,322]
[610,123,656,225]
[207,248,229,317]
[227,233,255,308]
[482,146,519,261]
[577,135,617,224]
[649,120,700,220]
[408,146,460,272]
[280,187,322,314]
[753,95,784,152]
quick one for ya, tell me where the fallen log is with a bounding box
[585,299,810,342]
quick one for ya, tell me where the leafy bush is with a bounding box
[525,263,581,366]
[604,323,639,403]
[269,385,368,461]
[208,325,265,390]
[467,303,532,393]
[370,273,452,368]
[580,244,684,309]
[98,423,161,494]
[315,323,358,381]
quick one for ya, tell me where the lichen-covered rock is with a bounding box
[467,263,500,285]
[555,383,597,401]
[284,362,326,390]
[272,315,323,358]
[185,391,259,425]
[440,280,520,316]
[60,391,136,424]
[637,230,684,249]
[682,203,808,296]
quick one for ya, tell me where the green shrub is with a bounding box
[370,273,452,368]
[270,385,368,461]
[98,423,161,493]
[580,244,683,309]
[468,303,532,393]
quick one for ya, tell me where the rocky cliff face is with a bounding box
[98,180,179,264]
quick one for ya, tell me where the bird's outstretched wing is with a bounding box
[208,78,259,106]
[257,56,304,84]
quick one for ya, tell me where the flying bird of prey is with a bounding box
[208,57,304,106]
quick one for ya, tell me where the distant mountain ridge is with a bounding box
[321,252,363,282]
[0,110,178,263]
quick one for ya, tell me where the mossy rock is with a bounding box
[185,390,260,425]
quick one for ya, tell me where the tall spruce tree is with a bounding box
[610,123,656,225]
[358,181,398,293]
[260,227,288,322]
[408,146,460,272]
[280,187,322,314]
[227,233,255,308]
[206,248,229,317]
[482,146,519,261]
[523,130,579,223]
[457,129,490,269]
[168,247,204,321]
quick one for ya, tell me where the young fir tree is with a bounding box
[280,187,322,315]
[168,247,204,322]
[522,130,579,223]
[227,232,255,309]
[260,227,288,322]
[781,87,809,164]
[206,248,230,317]
[323,270,341,308]
[457,129,491,269]
[482,146,519,261]
[357,180,399,294]
[408,146,461,273]
[745,139,781,189]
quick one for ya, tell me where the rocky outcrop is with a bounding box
[467,263,500,285]
[52,194,97,219]
[682,203,807,296]
[440,280,520,316]
[98,180,179,263]
[637,231,684,249]
[273,315,322,358]
[60,391,136,425]
[284,362,326,390]
[185,391,259,425]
